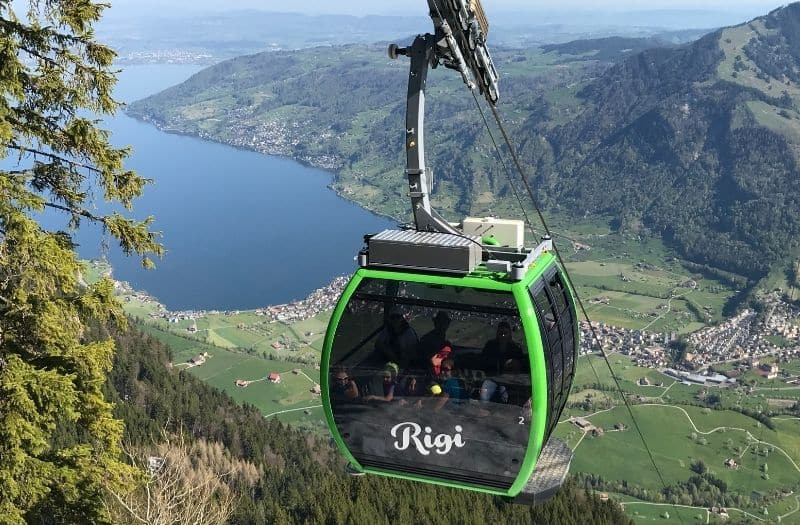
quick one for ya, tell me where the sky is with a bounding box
[104,0,788,16]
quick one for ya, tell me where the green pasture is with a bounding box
[551,422,587,450]
[138,324,325,429]
[767,492,800,523]
[565,255,732,332]
[80,260,112,285]
[747,100,800,142]
[572,354,673,398]
[139,324,219,361]
[782,358,800,375]
[122,297,161,319]
[567,388,617,406]
[190,356,323,428]
[772,418,800,465]
[144,309,325,362]
[571,404,800,506]
[617,496,701,525]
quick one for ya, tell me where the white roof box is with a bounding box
[462,217,524,249]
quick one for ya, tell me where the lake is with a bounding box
[31,64,394,311]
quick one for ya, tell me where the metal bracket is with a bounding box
[392,34,461,236]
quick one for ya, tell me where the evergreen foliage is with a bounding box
[0,1,161,522]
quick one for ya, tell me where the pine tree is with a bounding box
[0,1,162,522]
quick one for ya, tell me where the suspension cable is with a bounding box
[483,101,686,524]
[425,3,680,517]
[469,90,538,242]
[469,90,606,389]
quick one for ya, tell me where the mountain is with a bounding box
[128,3,800,287]
[524,4,800,279]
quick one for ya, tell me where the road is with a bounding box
[264,405,323,419]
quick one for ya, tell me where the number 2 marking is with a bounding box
[518,416,525,425]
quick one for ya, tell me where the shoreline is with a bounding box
[106,261,349,325]
[124,109,403,226]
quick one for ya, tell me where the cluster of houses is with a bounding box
[225,115,343,171]
[662,368,737,386]
[137,276,349,333]
[255,276,349,323]
[684,299,800,371]
[579,321,672,368]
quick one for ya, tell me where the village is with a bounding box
[579,293,800,388]
[114,275,350,326]
[113,261,800,391]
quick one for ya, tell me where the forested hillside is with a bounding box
[129,3,800,285]
[103,322,633,524]
[524,5,800,280]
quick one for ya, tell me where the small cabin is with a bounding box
[268,372,281,384]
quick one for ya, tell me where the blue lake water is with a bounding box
[21,64,394,311]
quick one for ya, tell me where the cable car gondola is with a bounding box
[321,0,578,503]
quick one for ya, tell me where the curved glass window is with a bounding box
[530,269,577,441]
[328,278,532,490]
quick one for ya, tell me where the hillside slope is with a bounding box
[92,322,634,524]
[527,5,800,279]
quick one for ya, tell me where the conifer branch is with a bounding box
[44,201,106,224]
[5,144,102,173]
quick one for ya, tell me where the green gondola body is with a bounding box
[321,251,578,497]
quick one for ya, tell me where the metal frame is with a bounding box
[378,2,546,281]
[392,35,461,235]
[321,254,566,497]
[388,0,499,235]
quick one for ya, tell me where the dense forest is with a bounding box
[100,323,634,525]
[130,2,800,285]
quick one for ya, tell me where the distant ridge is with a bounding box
[541,36,677,62]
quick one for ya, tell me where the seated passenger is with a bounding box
[363,362,400,403]
[330,366,359,403]
[482,321,528,375]
[433,357,468,411]
[429,344,453,377]
[416,311,451,368]
[480,358,529,406]
[371,308,418,368]
[397,374,425,409]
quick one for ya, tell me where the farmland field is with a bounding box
[139,324,326,430]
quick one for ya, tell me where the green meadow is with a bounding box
[139,324,326,430]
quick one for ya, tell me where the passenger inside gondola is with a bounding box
[372,307,418,368]
[331,366,360,403]
[429,343,453,377]
[479,358,527,403]
[417,310,451,369]
[433,357,468,411]
[363,362,400,403]
[397,375,426,408]
[482,321,528,375]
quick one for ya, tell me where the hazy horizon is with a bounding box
[103,0,786,17]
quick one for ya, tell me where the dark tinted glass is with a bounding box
[530,269,578,441]
[329,278,531,489]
